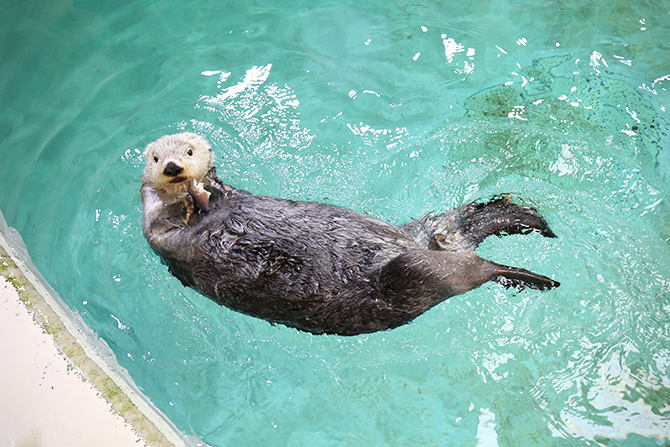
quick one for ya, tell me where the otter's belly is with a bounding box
[178,194,415,316]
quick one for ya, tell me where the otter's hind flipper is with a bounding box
[492,263,560,290]
[459,196,556,249]
[401,195,557,250]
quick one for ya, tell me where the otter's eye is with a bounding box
[153,156,159,162]
[187,149,193,156]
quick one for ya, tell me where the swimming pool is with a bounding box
[1,1,669,445]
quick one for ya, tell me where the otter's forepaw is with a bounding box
[184,194,196,225]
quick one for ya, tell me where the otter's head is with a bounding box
[143,133,213,194]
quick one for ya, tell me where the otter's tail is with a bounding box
[459,195,556,249]
[491,263,560,290]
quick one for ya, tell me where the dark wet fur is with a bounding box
[143,174,559,335]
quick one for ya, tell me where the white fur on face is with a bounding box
[143,133,213,191]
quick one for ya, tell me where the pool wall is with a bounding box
[0,210,195,447]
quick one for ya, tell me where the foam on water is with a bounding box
[1,1,669,446]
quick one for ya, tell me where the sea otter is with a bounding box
[141,133,559,336]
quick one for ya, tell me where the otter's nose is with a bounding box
[163,161,184,177]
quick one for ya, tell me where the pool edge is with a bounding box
[0,212,194,447]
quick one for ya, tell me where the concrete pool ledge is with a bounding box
[0,212,195,447]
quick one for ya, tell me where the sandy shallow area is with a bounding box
[0,275,147,447]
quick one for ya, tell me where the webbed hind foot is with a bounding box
[402,195,557,250]
[459,195,556,248]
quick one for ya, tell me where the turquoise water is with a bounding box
[1,1,670,445]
